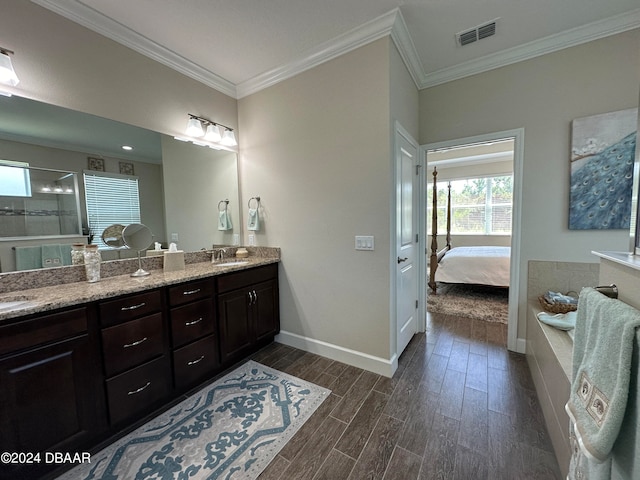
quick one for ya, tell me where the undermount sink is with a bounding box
[0,295,37,313]
[212,260,249,267]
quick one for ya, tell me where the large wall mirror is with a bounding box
[0,95,240,272]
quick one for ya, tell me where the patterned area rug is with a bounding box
[58,361,330,480]
[427,283,509,323]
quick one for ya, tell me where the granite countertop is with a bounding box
[0,256,279,323]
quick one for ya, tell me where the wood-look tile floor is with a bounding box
[250,312,562,480]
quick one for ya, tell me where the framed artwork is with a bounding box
[87,156,105,172]
[569,108,637,230]
[119,162,134,175]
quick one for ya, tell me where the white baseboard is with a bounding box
[516,337,527,354]
[275,330,398,378]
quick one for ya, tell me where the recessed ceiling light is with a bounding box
[122,145,133,151]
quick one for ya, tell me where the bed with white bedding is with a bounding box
[433,245,510,287]
[428,166,511,292]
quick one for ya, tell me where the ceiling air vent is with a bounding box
[456,18,498,46]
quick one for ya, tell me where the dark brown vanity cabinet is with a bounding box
[0,307,106,479]
[168,278,219,390]
[217,264,279,365]
[99,290,171,426]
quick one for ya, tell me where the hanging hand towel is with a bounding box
[218,210,232,231]
[247,208,260,231]
[565,287,640,479]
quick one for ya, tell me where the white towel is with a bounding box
[218,210,232,231]
[247,208,260,231]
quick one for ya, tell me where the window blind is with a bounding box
[84,171,140,246]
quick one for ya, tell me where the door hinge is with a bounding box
[415,300,419,308]
[415,233,419,243]
[415,164,422,175]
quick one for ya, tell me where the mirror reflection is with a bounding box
[0,95,240,272]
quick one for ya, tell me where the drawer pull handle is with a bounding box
[121,302,146,311]
[187,355,205,366]
[248,290,257,305]
[182,288,201,296]
[185,317,203,326]
[123,337,148,348]
[127,381,151,396]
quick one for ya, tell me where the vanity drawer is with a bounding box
[168,279,214,307]
[101,313,164,377]
[170,299,215,348]
[217,263,277,294]
[0,307,88,356]
[106,355,170,426]
[173,335,219,390]
[99,290,162,327]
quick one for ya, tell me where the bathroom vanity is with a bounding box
[0,255,279,479]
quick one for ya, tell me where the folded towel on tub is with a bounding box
[565,287,640,478]
[536,311,576,331]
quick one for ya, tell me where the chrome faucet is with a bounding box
[212,248,227,263]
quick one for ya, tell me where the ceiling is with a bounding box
[31,0,640,99]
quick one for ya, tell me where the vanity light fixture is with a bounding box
[186,115,205,137]
[185,114,236,147]
[0,47,19,88]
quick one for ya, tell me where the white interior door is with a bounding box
[396,126,418,357]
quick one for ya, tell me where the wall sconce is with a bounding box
[0,47,19,88]
[184,114,237,147]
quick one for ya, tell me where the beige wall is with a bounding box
[420,28,640,339]
[0,1,237,139]
[238,38,398,365]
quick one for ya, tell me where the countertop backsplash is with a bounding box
[0,246,280,295]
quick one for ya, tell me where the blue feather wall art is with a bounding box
[569,108,637,230]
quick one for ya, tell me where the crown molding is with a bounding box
[31,1,640,97]
[420,8,640,88]
[236,9,400,98]
[32,0,238,98]
[389,9,424,90]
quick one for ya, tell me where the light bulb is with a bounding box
[220,129,237,146]
[205,124,222,142]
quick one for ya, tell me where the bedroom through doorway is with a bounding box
[424,135,515,331]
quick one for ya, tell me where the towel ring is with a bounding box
[218,199,229,212]
[248,196,261,209]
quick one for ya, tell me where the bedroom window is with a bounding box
[428,175,513,235]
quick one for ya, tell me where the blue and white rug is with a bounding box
[58,360,330,480]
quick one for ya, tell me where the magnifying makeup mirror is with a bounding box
[122,223,153,277]
[101,224,126,248]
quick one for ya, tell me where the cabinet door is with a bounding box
[218,288,252,364]
[253,279,279,343]
[0,335,104,465]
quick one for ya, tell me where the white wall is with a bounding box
[420,28,640,338]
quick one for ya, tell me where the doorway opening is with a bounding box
[420,129,524,352]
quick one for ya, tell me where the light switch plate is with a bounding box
[355,235,374,251]
[171,232,179,242]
